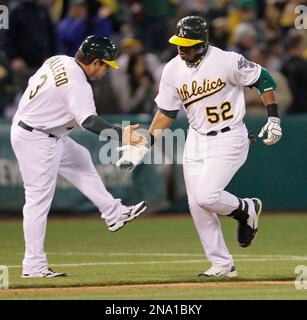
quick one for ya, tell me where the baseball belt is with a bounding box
[192,126,231,136]
[18,120,56,138]
[192,126,257,145]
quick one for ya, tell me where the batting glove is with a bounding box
[116,144,149,171]
[258,117,282,145]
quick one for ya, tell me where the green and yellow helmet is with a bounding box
[169,16,209,47]
[79,35,119,69]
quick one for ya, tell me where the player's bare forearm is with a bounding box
[261,90,276,106]
[260,90,279,118]
[149,111,174,138]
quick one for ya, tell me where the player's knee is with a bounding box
[187,198,199,213]
[71,146,95,172]
[194,189,220,210]
[77,146,93,165]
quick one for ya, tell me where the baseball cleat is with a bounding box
[238,198,262,248]
[107,201,147,232]
[198,265,237,278]
[22,268,66,278]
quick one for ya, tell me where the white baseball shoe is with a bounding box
[107,201,147,232]
[22,268,66,278]
[198,265,237,278]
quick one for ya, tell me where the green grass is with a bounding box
[0,214,307,299]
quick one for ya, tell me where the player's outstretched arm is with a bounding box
[148,109,176,140]
[81,115,147,145]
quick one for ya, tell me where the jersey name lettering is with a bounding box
[45,57,68,87]
[177,78,226,106]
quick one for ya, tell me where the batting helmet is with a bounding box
[79,35,119,69]
[169,16,209,47]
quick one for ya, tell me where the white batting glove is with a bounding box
[116,144,149,171]
[258,117,282,145]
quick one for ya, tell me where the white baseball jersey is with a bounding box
[155,46,261,133]
[15,55,97,136]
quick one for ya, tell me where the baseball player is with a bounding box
[10,35,148,278]
[117,16,282,277]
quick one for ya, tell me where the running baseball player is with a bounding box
[116,16,282,277]
[11,35,148,278]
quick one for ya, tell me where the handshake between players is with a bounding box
[118,115,282,172]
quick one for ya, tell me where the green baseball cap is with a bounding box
[79,35,119,69]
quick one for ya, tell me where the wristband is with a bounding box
[266,103,279,117]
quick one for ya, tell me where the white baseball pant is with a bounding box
[11,123,123,274]
[183,124,250,268]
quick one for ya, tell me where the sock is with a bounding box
[228,198,249,222]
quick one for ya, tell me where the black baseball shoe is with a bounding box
[22,268,66,278]
[238,198,262,247]
[107,201,148,232]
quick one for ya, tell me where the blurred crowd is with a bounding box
[0,0,307,118]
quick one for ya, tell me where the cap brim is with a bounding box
[103,60,119,69]
[169,35,204,47]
